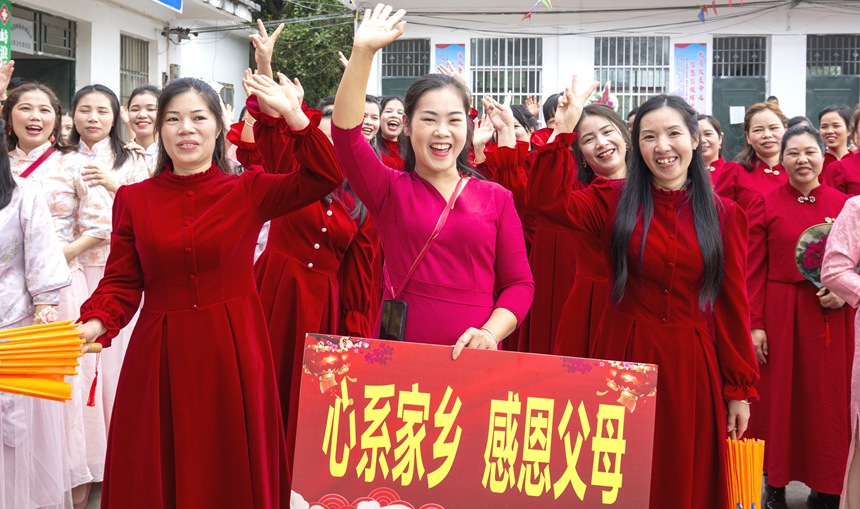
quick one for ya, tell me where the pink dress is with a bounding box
[331,124,534,345]
[821,195,860,506]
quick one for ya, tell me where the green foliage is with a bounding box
[258,0,355,106]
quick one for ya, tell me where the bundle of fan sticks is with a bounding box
[0,320,99,402]
[725,433,766,509]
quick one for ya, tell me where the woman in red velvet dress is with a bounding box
[823,106,860,196]
[75,76,342,508]
[698,114,726,183]
[820,104,854,172]
[376,96,405,170]
[529,83,758,509]
[715,102,788,210]
[524,102,628,358]
[747,125,852,509]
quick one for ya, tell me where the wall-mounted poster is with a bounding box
[673,43,707,114]
[435,43,465,71]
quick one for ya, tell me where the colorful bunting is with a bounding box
[522,0,552,21]
[698,5,706,22]
[712,0,717,14]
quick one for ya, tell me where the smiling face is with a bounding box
[745,110,785,161]
[698,118,722,165]
[380,98,404,140]
[405,86,468,178]
[128,91,159,144]
[362,101,380,141]
[74,91,115,148]
[61,114,74,144]
[160,91,220,175]
[819,111,848,153]
[576,114,627,179]
[638,106,698,191]
[782,132,824,191]
[10,90,57,153]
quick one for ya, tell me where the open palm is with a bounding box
[243,72,303,117]
[353,4,407,53]
[554,75,599,133]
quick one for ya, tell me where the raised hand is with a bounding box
[250,19,284,78]
[338,51,349,68]
[472,114,495,149]
[524,95,540,119]
[243,71,308,131]
[436,61,466,85]
[352,4,407,54]
[553,74,599,135]
[482,95,516,148]
[0,60,14,95]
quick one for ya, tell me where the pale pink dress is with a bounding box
[822,195,860,508]
[0,177,73,508]
[9,143,112,489]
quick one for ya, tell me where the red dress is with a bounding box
[529,150,759,508]
[824,150,855,173]
[746,183,853,493]
[238,102,376,468]
[715,158,787,210]
[78,128,342,507]
[379,138,404,171]
[525,130,614,358]
[707,156,727,184]
[823,151,860,195]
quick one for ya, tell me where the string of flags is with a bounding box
[699,0,743,22]
[522,0,553,21]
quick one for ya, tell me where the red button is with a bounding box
[661,318,668,323]
[192,305,199,310]
[667,262,675,268]
[663,289,669,295]
[184,247,192,253]
[186,191,193,197]
[188,274,196,280]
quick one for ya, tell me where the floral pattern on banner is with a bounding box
[291,487,445,509]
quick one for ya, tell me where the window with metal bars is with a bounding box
[381,39,431,78]
[713,36,767,78]
[11,5,75,60]
[807,35,860,76]
[594,36,669,116]
[119,35,149,105]
[470,38,542,111]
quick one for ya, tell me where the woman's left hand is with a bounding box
[818,287,846,309]
[726,399,751,438]
[243,71,308,131]
[81,165,119,195]
[452,327,498,360]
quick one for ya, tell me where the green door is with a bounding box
[381,77,415,98]
[712,77,766,161]
[13,58,75,111]
[806,75,860,123]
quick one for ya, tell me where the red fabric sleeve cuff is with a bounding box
[531,128,577,152]
[723,384,758,402]
[343,310,373,338]
[77,310,117,348]
[226,121,255,150]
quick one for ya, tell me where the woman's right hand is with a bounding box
[243,71,308,131]
[77,319,106,352]
[751,328,768,364]
[352,4,407,54]
[250,19,284,78]
[552,75,600,137]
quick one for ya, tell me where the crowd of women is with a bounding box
[2,4,860,509]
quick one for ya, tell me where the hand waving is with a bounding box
[250,19,284,78]
[0,60,14,95]
[352,4,407,54]
[553,75,599,135]
[436,61,466,85]
[243,71,308,131]
[524,95,540,119]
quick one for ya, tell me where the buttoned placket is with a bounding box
[305,197,334,270]
[182,190,200,309]
[658,201,679,324]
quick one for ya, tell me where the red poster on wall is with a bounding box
[293,334,658,509]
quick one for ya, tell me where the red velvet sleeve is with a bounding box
[494,189,535,325]
[484,141,529,217]
[245,118,343,222]
[227,120,266,170]
[713,198,760,401]
[823,159,848,194]
[525,128,611,235]
[714,161,741,203]
[745,195,768,329]
[78,185,144,347]
[338,213,378,337]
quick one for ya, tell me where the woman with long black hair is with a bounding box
[528,82,758,508]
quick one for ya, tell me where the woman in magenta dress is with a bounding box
[823,106,860,196]
[376,96,405,170]
[332,6,533,352]
[715,102,788,210]
[748,125,852,509]
[76,76,342,508]
[820,104,854,172]
[525,99,629,359]
[528,85,758,508]
[698,114,725,182]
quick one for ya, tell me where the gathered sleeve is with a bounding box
[713,199,760,401]
[78,185,144,346]
[226,120,265,170]
[484,141,530,216]
[714,161,740,203]
[246,95,305,176]
[822,197,860,307]
[493,189,535,325]
[21,185,70,305]
[745,195,768,329]
[525,128,613,235]
[245,113,343,222]
[823,159,850,195]
[331,124,397,217]
[338,213,378,337]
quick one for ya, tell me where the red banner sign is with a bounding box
[293,335,658,509]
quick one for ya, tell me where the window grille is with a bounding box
[713,36,767,78]
[381,39,431,78]
[120,35,149,105]
[12,6,75,60]
[470,37,542,112]
[594,36,670,115]
[807,35,860,76]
